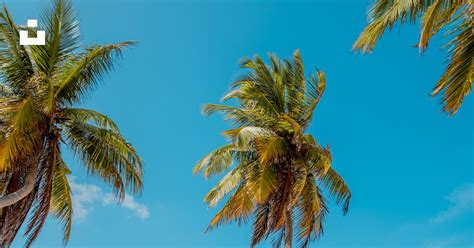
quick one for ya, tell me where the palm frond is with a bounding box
[284,50,306,121]
[62,107,120,132]
[0,97,43,171]
[255,136,289,164]
[207,184,254,231]
[192,144,235,179]
[249,162,277,204]
[202,104,275,127]
[296,177,327,248]
[0,5,34,92]
[251,203,271,247]
[204,166,242,207]
[431,13,473,114]
[235,126,274,148]
[64,120,143,198]
[418,0,444,51]
[24,140,57,247]
[318,167,351,214]
[302,70,325,127]
[30,0,80,75]
[50,154,73,244]
[354,0,471,114]
[54,42,135,105]
[353,0,427,52]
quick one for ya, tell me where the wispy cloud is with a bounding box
[69,177,150,221]
[69,178,102,221]
[425,231,474,248]
[388,183,474,248]
[103,193,150,220]
[431,183,474,224]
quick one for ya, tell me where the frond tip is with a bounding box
[353,0,472,114]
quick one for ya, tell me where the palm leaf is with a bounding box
[431,14,473,114]
[0,5,34,91]
[62,107,120,132]
[64,120,143,198]
[30,0,80,75]
[318,167,351,214]
[54,42,135,105]
[0,97,43,171]
[50,155,73,244]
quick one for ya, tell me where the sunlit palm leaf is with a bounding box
[55,42,134,105]
[62,107,120,132]
[354,0,472,114]
[318,167,351,214]
[0,97,43,171]
[64,121,143,198]
[30,0,80,75]
[50,155,73,244]
[0,6,34,91]
[431,14,473,114]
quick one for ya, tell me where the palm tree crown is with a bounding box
[194,50,351,248]
[0,0,142,246]
[353,0,473,115]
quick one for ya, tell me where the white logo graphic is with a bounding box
[19,19,45,45]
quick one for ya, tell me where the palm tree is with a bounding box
[353,0,473,115]
[0,0,143,246]
[193,50,351,248]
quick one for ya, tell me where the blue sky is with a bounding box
[7,0,473,247]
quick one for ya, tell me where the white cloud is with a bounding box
[431,183,474,224]
[69,178,102,221]
[69,177,150,221]
[103,193,150,220]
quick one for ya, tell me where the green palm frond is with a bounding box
[55,42,135,105]
[284,50,306,121]
[0,97,43,171]
[235,126,274,148]
[255,136,289,164]
[31,0,80,75]
[24,140,57,247]
[50,155,73,244]
[354,0,472,114]
[192,144,235,179]
[290,161,307,207]
[204,165,243,207]
[202,104,275,127]
[302,70,325,127]
[431,14,473,114]
[249,162,277,204]
[0,6,34,92]
[64,120,143,198]
[207,184,254,231]
[296,178,327,248]
[318,167,351,214]
[353,0,427,52]
[62,107,120,132]
[251,203,271,247]
[419,0,444,50]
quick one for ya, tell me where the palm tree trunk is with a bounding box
[0,165,35,208]
[284,209,293,248]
